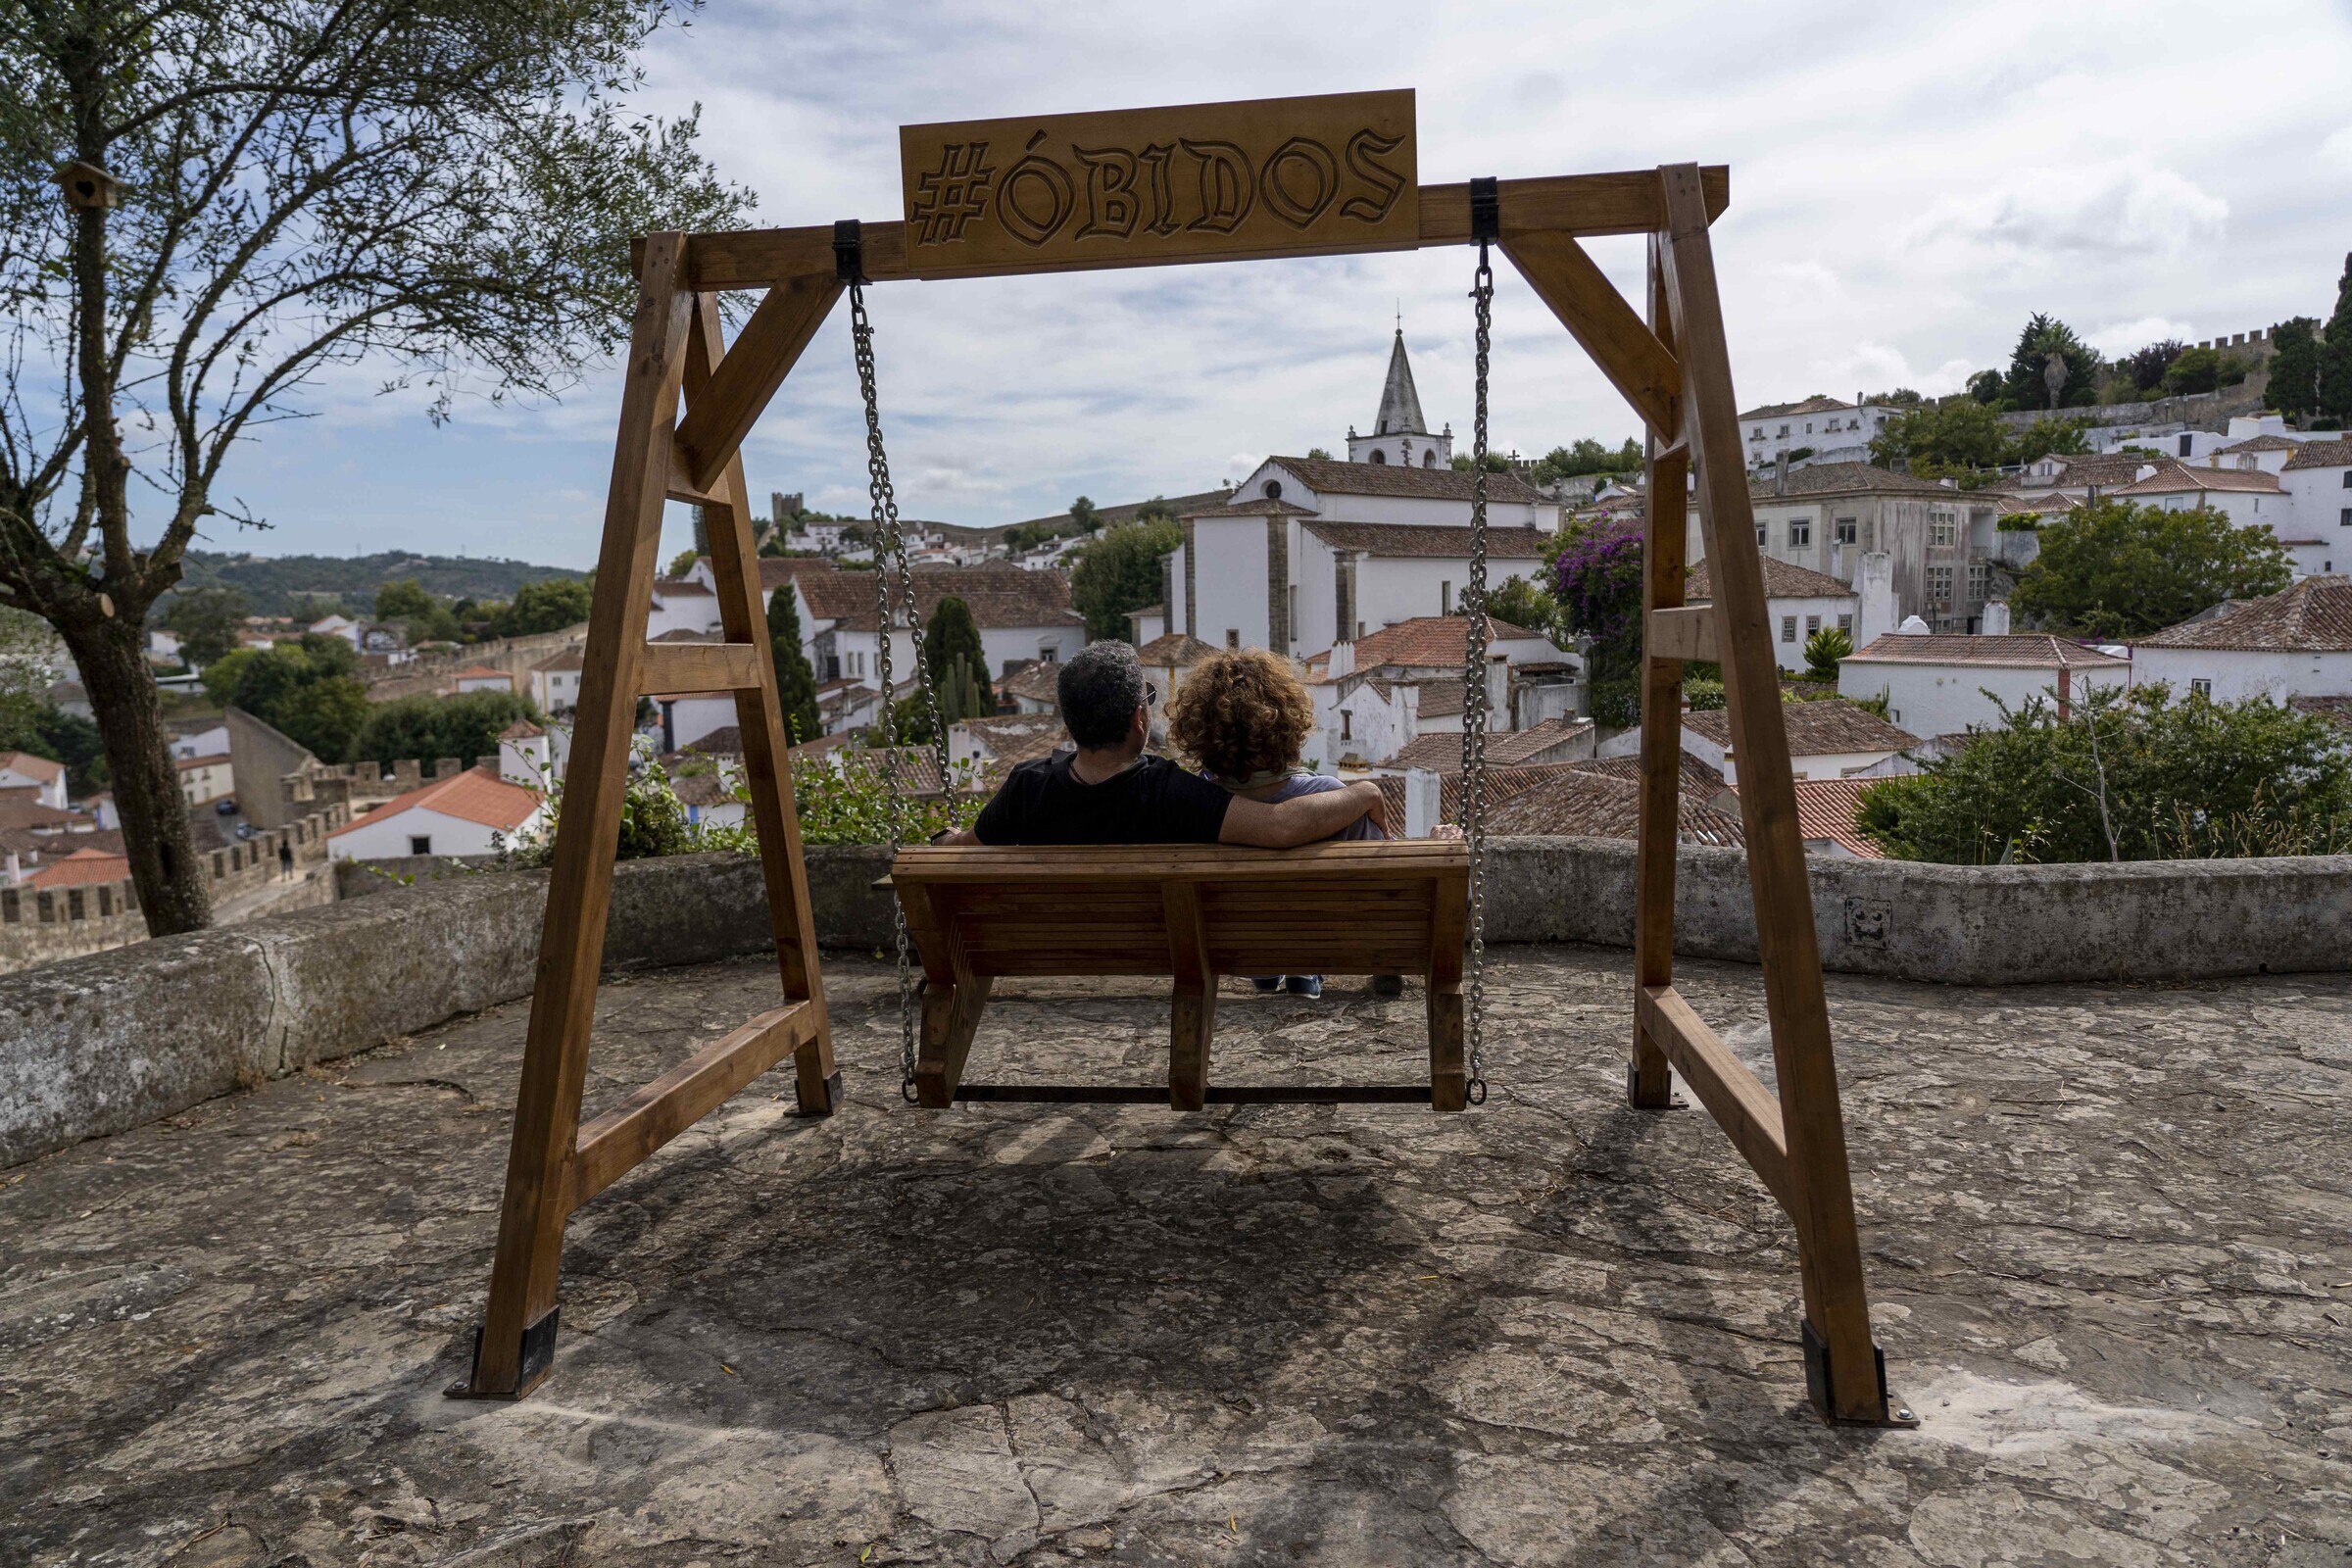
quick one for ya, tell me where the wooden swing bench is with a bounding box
[891,841,1471,1112]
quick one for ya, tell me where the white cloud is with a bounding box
[2085,316,2196,356]
[2324,125,2352,169]
[1904,161,2228,259]
[1810,342,1974,399]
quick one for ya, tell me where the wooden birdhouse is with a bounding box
[52,162,121,211]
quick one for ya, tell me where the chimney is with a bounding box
[1775,450,1788,496]
[1855,552,1897,648]
[1981,601,2011,636]
[1327,639,1353,678]
[1404,767,1443,840]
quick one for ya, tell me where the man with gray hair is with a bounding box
[956,641,1382,847]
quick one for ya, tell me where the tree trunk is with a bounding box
[65,615,212,936]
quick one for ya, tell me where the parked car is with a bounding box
[234,822,256,841]
[215,798,238,815]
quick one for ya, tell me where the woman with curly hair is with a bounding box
[1166,648,1385,999]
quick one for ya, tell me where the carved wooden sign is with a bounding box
[898,90,1418,278]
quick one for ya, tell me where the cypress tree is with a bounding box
[765,582,821,743]
[2270,317,2322,420]
[925,596,994,712]
[2319,254,2352,424]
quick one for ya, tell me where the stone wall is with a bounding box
[9,837,2352,1167]
[0,803,349,977]
[362,622,587,703]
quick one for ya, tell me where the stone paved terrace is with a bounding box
[5,949,2351,1566]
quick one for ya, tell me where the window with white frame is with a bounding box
[1805,614,1821,637]
[1835,515,1857,544]
[1838,612,1853,633]
[2191,678,2212,699]
[1756,521,1769,547]
[1927,564,1953,601]
[1929,510,1958,547]
[1788,515,1813,547]
[1968,563,1988,601]
[1781,614,1797,643]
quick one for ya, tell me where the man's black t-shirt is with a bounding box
[972,752,1231,845]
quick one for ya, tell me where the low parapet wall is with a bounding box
[6,839,2348,1167]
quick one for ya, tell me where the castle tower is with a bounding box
[1346,326,1452,468]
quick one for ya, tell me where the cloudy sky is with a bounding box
[210,0,2352,569]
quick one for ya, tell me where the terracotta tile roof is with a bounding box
[1137,632,1220,665]
[2111,466,2283,496]
[1411,681,1464,719]
[1302,521,1553,560]
[1746,463,1959,499]
[1787,777,1884,858]
[998,661,1062,705]
[174,753,231,770]
[1683,699,1917,756]
[1992,491,2082,514]
[1486,767,1744,846]
[27,846,131,889]
[1739,395,1853,419]
[0,752,65,783]
[758,556,843,594]
[328,765,542,838]
[956,713,1065,760]
[1372,760,1596,830]
[1180,499,1318,518]
[1687,557,1856,601]
[1269,456,1549,506]
[2281,438,2352,471]
[0,799,86,831]
[1326,615,1550,680]
[650,627,719,643]
[2036,453,2177,489]
[1379,715,1593,773]
[1845,632,2129,668]
[1569,752,1731,794]
[653,577,715,597]
[2217,434,2299,453]
[683,726,744,757]
[2288,695,2352,732]
[497,720,546,740]
[2134,575,2352,652]
[448,664,511,681]
[1004,488,1235,536]
[531,649,584,672]
[668,771,738,808]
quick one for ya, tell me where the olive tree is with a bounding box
[0,0,749,934]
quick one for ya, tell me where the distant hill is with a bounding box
[167,550,587,617]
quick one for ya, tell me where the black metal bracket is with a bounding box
[445,1304,560,1400]
[1626,1062,1689,1110]
[833,219,865,285]
[796,1069,844,1118]
[1801,1318,1919,1428]
[1469,176,1500,245]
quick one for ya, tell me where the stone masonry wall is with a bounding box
[0,803,349,977]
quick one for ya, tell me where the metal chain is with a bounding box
[1458,244,1494,1106]
[847,277,948,1102]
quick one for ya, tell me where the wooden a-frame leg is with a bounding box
[455,233,693,1399]
[1163,884,1213,1111]
[682,291,841,1116]
[1631,233,1687,1113]
[916,975,993,1108]
[1658,164,1906,1427]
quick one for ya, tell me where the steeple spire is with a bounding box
[1374,326,1428,437]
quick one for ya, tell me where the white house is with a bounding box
[1687,556,1861,673]
[1136,632,1217,710]
[651,693,738,755]
[2131,575,2352,704]
[1736,396,1906,470]
[308,613,361,648]
[647,577,722,640]
[1838,629,2132,739]
[948,713,1066,773]
[801,563,1086,688]
[530,650,582,714]
[1680,699,1917,785]
[0,751,67,808]
[326,766,545,860]
[1691,462,1996,632]
[448,664,514,696]
[1163,329,1564,662]
[498,720,563,786]
[170,722,230,761]
[1307,614,1563,770]
[2106,465,2316,573]
[175,753,234,807]
[2279,438,2352,573]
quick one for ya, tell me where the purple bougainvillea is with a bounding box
[1552,514,1644,667]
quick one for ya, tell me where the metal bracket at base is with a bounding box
[1626,1062,1689,1110]
[445,1305,560,1401]
[1801,1318,1918,1428]
[796,1069,844,1118]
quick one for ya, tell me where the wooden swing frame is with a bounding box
[452,153,1912,1427]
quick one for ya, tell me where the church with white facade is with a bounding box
[1165,328,1565,661]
